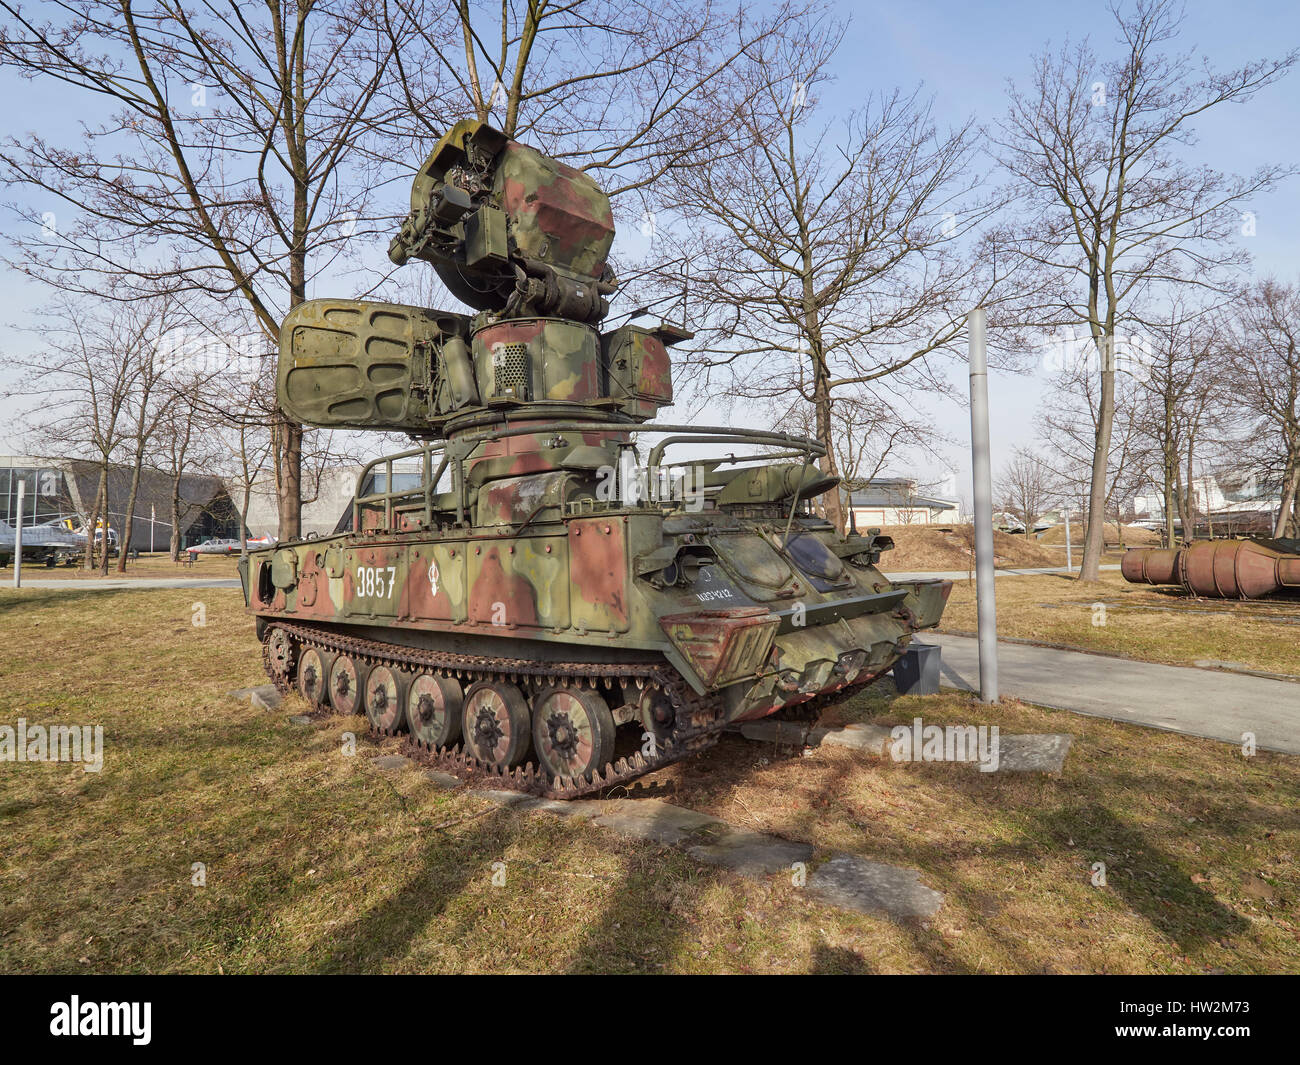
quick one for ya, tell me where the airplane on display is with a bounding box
[0,518,89,567]
[185,535,273,557]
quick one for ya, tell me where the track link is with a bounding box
[261,620,725,799]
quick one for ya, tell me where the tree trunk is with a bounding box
[170,474,184,561]
[276,415,303,539]
[1277,458,1300,538]
[1162,452,1177,548]
[98,479,112,576]
[812,377,844,536]
[1162,396,1177,548]
[116,449,145,572]
[84,466,106,570]
[241,486,253,556]
[1079,341,1114,581]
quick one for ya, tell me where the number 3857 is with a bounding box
[356,565,396,597]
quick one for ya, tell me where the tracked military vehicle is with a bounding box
[242,119,951,797]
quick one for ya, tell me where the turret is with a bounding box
[277,119,684,441]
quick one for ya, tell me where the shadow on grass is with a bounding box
[0,587,111,615]
[1032,803,1249,950]
[809,941,875,974]
[307,806,518,973]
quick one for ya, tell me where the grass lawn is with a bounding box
[1,585,1297,973]
[4,553,241,580]
[940,572,1300,678]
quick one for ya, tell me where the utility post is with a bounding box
[13,479,24,589]
[968,308,998,702]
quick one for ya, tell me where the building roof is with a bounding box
[849,490,958,509]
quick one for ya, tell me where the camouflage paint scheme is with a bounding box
[243,118,951,759]
[242,497,949,722]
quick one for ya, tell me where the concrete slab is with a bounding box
[471,788,534,806]
[590,798,721,845]
[424,770,464,790]
[687,826,813,877]
[371,754,411,770]
[740,716,1071,773]
[820,723,893,754]
[287,714,313,726]
[807,853,943,919]
[929,632,1300,755]
[250,689,281,711]
[229,684,281,709]
[451,786,944,920]
[998,733,1073,773]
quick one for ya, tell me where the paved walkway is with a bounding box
[6,577,240,590]
[883,564,1122,581]
[926,633,1300,756]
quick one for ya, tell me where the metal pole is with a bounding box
[967,308,998,702]
[13,480,24,589]
[150,503,155,554]
[1064,507,1073,571]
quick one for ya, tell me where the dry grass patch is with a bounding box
[939,571,1300,677]
[651,679,1300,973]
[880,525,1061,572]
[1,584,1296,973]
[1036,522,1159,547]
[6,553,241,581]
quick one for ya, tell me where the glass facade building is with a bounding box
[0,463,76,526]
[0,456,239,548]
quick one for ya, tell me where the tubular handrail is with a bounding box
[353,443,448,530]
[351,422,825,529]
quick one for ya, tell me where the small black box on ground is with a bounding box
[893,641,941,695]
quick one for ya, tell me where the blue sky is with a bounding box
[822,0,1300,501]
[1,0,1296,503]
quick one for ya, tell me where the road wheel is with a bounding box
[406,673,463,749]
[462,682,532,769]
[532,687,616,782]
[637,686,676,757]
[297,646,332,710]
[365,664,404,732]
[328,654,367,716]
[264,628,295,687]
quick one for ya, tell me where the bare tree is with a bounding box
[648,23,1017,533]
[767,389,946,528]
[996,446,1061,533]
[4,295,155,571]
[0,0,407,538]
[112,300,183,570]
[1040,332,1150,547]
[155,379,220,561]
[1131,299,1229,543]
[1224,279,1300,537]
[382,0,814,202]
[211,371,276,554]
[995,0,1295,578]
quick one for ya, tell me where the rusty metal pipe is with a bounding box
[1122,539,1300,599]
